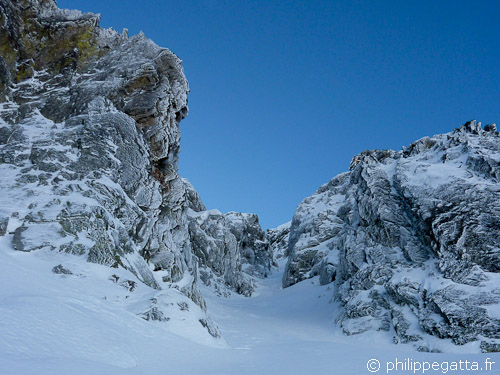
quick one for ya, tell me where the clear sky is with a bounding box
[59,0,500,230]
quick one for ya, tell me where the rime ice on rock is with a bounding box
[282,121,500,352]
[0,0,271,338]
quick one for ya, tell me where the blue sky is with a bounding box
[59,0,500,229]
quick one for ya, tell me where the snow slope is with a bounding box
[1,237,498,375]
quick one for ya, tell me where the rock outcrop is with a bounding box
[267,221,290,263]
[283,121,500,351]
[184,179,272,296]
[0,0,270,339]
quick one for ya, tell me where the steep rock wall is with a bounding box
[0,1,274,341]
[0,0,214,337]
[267,221,290,263]
[283,121,500,352]
[184,179,272,297]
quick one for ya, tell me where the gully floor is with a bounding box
[0,237,497,375]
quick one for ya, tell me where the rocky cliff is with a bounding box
[267,221,290,263]
[184,178,273,297]
[282,121,500,352]
[0,0,270,340]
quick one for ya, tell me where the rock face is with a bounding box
[267,221,290,263]
[184,179,272,296]
[283,121,500,351]
[0,0,270,338]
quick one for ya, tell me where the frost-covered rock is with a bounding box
[52,264,72,275]
[267,221,290,263]
[0,0,218,336]
[187,203,272,297]
[224,211,272,278]
[283,121,500,351]
[0,0,275,342]
[182,178,206,212]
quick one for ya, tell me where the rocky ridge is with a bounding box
[282,121,500,352]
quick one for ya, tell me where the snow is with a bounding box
[399,132,499,191]
[187,208,223,218]
[1,234,498,375]
[273,220,291,232]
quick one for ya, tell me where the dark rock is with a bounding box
[12,226,27,251]
[141,307,169,322]
[52,264,72,275]
[0,217,8,236]
[119,279,137,292]
[484,124,497,133]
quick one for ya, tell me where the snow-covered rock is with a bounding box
[267,221,291,263]
[283,121,500,352]
[0,0,269,341]
[187,206,272,297]
[182,177,272,296]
